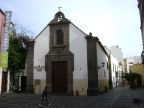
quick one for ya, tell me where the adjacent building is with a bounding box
[105,45,124,88]
[0,9,13,94]
[126,56,144,86]
[137,0,144,63]
[129,64,144,86]
[0,9,5,51]
[1,11,12,52]
[110,55,119,88]
[123,58,129,73]
[127,56,141,65]
[109,45,123,62]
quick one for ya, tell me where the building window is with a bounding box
[113,64,114,72]
[55,29,64,45]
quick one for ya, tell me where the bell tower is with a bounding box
[45,11,74,95]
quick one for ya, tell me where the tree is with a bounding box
[8,29,30,76]
[123,72,142,89]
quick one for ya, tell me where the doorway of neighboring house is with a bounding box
[1,71,8,93]
[21,76,27,92]
[52,61,67,93]
[13,76,19,89]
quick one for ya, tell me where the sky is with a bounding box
[0,0,142,58]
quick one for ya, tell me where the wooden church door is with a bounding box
[52,61,67,93]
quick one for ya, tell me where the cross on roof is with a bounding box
[58,6,62,11]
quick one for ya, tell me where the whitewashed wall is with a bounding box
[69,23,88,80]
[33,26,49,93]
[34,26,49,79]
[97,43,109,80]
[69,23,88,95]
[7,71,10,92]
[97,42,109,92]
[110,55,119,88]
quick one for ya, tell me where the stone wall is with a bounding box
[86,36,99,96]
[25,41,35,93]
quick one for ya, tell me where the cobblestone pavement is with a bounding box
[0,87,144,108]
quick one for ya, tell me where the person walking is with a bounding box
[39,86,51,106]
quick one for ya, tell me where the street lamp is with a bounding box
[102,62,105,67]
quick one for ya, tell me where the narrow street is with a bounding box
[0,87,144,108]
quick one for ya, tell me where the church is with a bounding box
[25,10,110,96]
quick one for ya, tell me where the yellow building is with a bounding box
[129,64,144,86]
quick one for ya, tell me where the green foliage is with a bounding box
[123,72,142,89]
[8,30,30,75]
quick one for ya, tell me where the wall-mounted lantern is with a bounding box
[102,62,105,67]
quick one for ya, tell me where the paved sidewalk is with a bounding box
[0,87,144,108]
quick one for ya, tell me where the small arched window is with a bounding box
[55,29,64,45]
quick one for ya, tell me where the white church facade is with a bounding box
[25,11,109,96]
